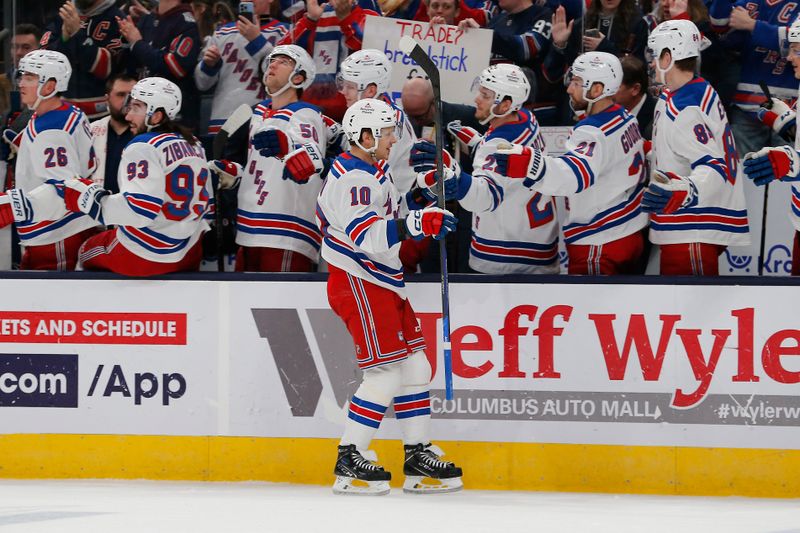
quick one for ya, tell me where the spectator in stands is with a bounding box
[2,25,42,138]
[6,25,42,92]
[615,55,656,139]
[370,0,494,26]
[191,0,236,41]
[90,74,138,194]
[195,0,288,136]
[646,0,734,109]
[709,0,800,154]
[428,0,461,25]
[546,3,648,90]
[117,0,202,129]
[401,76,483,147]
[461,0,561,124]
[41,0,125,119]
[280,0,378,121]
[1,25,43,269]
[545,2,648,123]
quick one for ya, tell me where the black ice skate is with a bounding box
[403,443,463,494]
[332,444,391,496]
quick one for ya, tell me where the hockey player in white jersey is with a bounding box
[337,49,418,195]
[194,0,288,135]
[316,98,462,495]
[413,63,559,274]
[0,50,99,271]
[211,44,326,272]
[62,78,211,276]
[490,54,649,275]
[641,19,749,275]
[743,18,800,275]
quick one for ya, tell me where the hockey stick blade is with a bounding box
[213,103,252,159]
[212,103,251,272]
[398,36,440,88]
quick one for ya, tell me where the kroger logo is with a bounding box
[723,251,753,273]
[0,354,78,408]
[764,245,793,274]
[723,245,793,275]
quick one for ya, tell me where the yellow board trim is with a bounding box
[1,435,799,498]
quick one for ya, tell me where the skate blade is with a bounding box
[403,475,463,494]
[332,476,390,496]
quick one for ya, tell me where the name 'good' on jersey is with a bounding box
[97,132,212,263]
[458,108,560,274]
[528,104,649,246]
[317,153,406,296]
[194,20,288,135]
[651,77,750,246]
[237,99,326,261]
[14,103,99,246]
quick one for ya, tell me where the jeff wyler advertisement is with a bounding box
[0,279,799,451]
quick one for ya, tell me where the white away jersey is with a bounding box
[194,20,288,135]
[788,96,800,232]
[379,93,417,195]
[651,78,750,246]
[530,104,649,246]
[14,103,100,245]
[458,109,559,274]
[317,153,406,296]
[100,132,211,263]
[236,100,326,260]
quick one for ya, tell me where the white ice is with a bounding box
[0,480,798,533]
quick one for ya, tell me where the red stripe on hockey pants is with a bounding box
[78,229,203,276]
[660,242,725,276]
[20,227,101,271]
[566,230,645,275]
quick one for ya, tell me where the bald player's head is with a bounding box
[401,76,434,125]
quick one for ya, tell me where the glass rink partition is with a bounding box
[0,271,799,497]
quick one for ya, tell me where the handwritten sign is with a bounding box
[362,16,493,105]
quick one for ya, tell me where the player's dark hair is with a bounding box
[620,55,648,95]
[674,57,698,73]
[657,50,699,74]
[153,113,197,143]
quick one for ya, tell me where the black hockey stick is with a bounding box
[399,35,454,401]
[757,80,772,276]
[211,104,252,272]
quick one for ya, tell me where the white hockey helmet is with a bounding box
[17,50,71,107]
[342,98,397,155]
[264,44,317,96]
[569,52,623,100]
[337,49,392,96]
[789,18,800,43]
[130,77,182,130]
[647,19,701,83]
[476,63,530,125]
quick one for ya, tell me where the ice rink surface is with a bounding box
[0,480,798,533]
